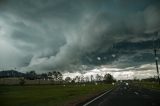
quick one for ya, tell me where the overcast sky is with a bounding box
[0,0,160,79]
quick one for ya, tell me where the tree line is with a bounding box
[0,70,116,85]
[25,70,115,83]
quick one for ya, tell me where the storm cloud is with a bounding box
[0,0,160,74]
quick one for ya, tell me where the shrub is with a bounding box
[19,78,25,86]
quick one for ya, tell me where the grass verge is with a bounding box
[134,81,160,91]
[0,84,113,106]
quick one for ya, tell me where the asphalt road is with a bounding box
[83,83,160,106]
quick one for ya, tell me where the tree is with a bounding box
[96,74,103,81]
[57,72,63,82]
[41,73,48,80]
[85,76,90,82]
[104,73,114,83]
[74,76,81,83]
[19,78,25,86]
[65,77,72,83]
[25,70,36,80]
[52,71,63,82]
[80,75,85,83]
[90,75,94,82]
[48,72,52,79]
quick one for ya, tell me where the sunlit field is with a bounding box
[0,84,113,106]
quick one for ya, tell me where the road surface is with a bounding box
[82,83,160,106]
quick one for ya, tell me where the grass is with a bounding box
[0,84,113,106]
[140,82,160,90]
[134,81,160,91]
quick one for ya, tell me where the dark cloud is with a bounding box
[0,0,160,73]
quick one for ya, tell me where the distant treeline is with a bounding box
[0,70,116,84]
[0,70,25,78]
[141,77,159,82]
[0,70,58,80]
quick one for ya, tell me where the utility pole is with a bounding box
[153,32,160,85]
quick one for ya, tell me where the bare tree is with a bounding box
[75,76,81,83]
[80,75,85,83]
[85,76,90,82]
[90,75,94,82]
[96,74,101,82]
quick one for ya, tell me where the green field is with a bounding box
[139,82,160,90]
[133,81,160,90]
[0,84,113,106]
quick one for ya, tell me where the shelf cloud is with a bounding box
[0,0,160,77]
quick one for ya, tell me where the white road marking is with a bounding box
[83,88,114,106]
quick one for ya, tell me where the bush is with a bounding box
[19,78,25,86]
